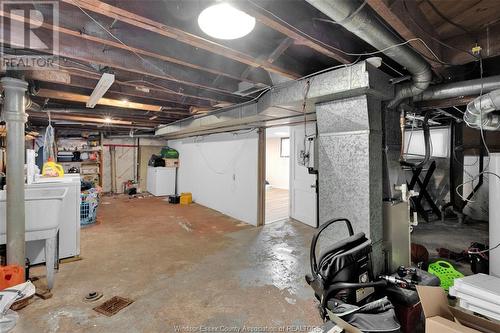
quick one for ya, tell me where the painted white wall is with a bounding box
[169,131,258,225]
[266,137,289,189]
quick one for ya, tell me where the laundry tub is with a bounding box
[0,187,68,289]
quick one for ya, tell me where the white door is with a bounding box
[290,123,317,227]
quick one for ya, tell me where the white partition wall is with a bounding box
[490,153,500,277]
[169,131,259,225]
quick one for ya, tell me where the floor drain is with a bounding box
[83,291,103,302]
[93,296,133,316]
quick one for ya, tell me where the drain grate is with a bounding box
[93,296,133,316]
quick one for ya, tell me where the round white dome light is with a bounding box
[198,3,256,40]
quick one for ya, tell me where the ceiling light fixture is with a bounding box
[104,117,112,124]
[86,73,115,108]
[198,3,255,40]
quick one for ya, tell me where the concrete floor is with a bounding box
[412,218,489,274]
[16,196,322,333]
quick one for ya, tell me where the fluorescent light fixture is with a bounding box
[198,3,255,40]
[86,73,115,108]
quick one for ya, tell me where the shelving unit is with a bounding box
[57,136,103,187]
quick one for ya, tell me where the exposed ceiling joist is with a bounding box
[267,38,294,64]
[0,11,248,104]
[38,70,212,108]
[366,0,443,70]
[30,113,133,126]
[37,82,191,115]
[232,2,353,64]
[36,89,173,113]
[63,0,301,79]
[415,95,475,110]
[443,21,500,65]
[60,62,235,106]
[0,9,267,88]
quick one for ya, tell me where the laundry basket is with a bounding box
[80,189,100,225]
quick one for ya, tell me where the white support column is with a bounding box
[490,153,500,277]
[1,77,28,269]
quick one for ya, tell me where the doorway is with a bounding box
[265,126,291,223]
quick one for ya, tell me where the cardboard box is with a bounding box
[417,286,500,333]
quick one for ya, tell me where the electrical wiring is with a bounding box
[382,60,405,77]
[402,0,477,61]
[302,79,312,150]
[423,0,473,38]
[70,0,176,81]
[455,56,491,203]
[56,63,235,111]
[312,0,368,26]
[71,0,254,103]
[400,111,432,168]
[194,131,252,175]
[403,114,416,157]
[453,106,465,115]
[468,242,500,255]
[248,0,448,65]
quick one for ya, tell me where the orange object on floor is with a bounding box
[0,265,25,290]
[180,192,192,205]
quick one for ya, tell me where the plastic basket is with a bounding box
[80,191,99,225]
[428,260,464,291]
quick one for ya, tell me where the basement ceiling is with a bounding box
[1,0,500,134]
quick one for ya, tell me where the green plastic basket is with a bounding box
[428,260,464,291]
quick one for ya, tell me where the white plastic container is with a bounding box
[449,273,500,320]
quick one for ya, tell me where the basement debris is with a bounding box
[31,277,53,300]
[0,281,36,331]
[177,220,193,232]
[83,291,103,303]
[128,193,152,199]
[93,296,133,317]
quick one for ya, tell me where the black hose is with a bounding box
[400,111,431,169]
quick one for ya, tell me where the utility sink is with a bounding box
[0,187,68,243]
[0,187,67,290]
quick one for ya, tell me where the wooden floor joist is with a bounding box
[0,9,266,88]
[0,9,249,104]
[37,89,166,113]
[238,3,352,64]
[63,0,301,79]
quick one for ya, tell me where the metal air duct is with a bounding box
[306,0,432,108]
[414,75,500,102]
[464,89,500,131]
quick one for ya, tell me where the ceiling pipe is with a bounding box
[464,89,500,131]
[1,77,28,269]
[414,75,500,102]
[306,0,432,108]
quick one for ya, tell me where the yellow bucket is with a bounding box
[180,192,192,205]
